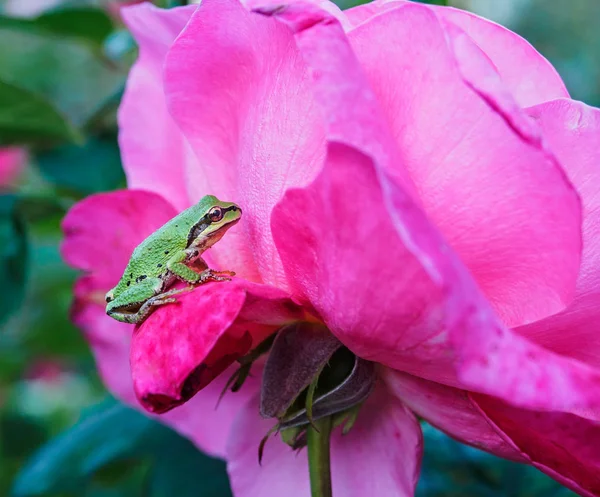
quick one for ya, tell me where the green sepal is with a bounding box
[280,425,307,450]
[257,424,280,466]
[332,403,362,435]
[218,333,276,405]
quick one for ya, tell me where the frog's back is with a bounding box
[114,207,198,291]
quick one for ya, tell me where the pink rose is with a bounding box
[61,0,600,496]
[0,148,25,188]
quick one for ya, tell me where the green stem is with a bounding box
[307,416,333,497]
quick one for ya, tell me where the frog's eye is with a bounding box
[208,207,224,223]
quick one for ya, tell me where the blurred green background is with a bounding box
[0,0,597,496]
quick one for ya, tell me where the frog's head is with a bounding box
[190,196,242,249]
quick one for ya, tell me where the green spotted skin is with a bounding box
[104,195,241,324]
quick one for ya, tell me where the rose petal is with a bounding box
[72,291,260,458]
[345,1,569,107]
[0,147,25,187]
[383,369,525,461]
[263,1,600,418]
[227,393,310,497]
[61,190,178,290]
[81,296,259,457]
[474,394,600,497]
[226,385,423,497]
[164,0,327,288]
[517,100,600,368]
[244,0,350,29]
[348,3,581,327]
[329,384,423,497]
[71,276,136,403]
[388,368,600,495]
[131,279,302,414]
[119,3,198,210]
[433,5,569,107]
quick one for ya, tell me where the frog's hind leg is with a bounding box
[131,285,196,323]
[106,277,192,325]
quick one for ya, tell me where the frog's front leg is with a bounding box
[189,257,236,278]
[167,250,235,285]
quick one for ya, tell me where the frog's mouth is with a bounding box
[224,205,242,215]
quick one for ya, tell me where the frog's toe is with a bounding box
[157,297,177,305]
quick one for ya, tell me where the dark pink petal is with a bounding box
[263,1,600,417]
[131,279,302,414]
[0,147,25,186]
[474,394,600,497]
[518,100,600,367]
[119,4,197,210]
[384,369,525,461]
[348,3,581,327]
[164,0,327,288]
[389,368,600,495]
[71,282,260,458]
[227,385,423,497]
[61,190,178,289]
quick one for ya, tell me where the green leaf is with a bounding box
[417,423,577,497]
[0,7,114,46]
[29,7,113,45]
[11,399,155,496]
[0,412,47,459]
[0,194,28,325]
[0,22,127,130]
[414,0,448,5]
[149,434,232,497]
[15,194,70,224]
[13,398,233,497]
[154,0,190,7]
[0,81,80,145]
[36,137,125,195]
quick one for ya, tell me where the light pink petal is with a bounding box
[0,147,25,187]
[118,4,197,210]
[347,3,581,328]
[227,385,423,497]
[383,369,525,461]
[62,190,262,458]
[164,0,327,288]
[345,1,568,107]
[433,5,568,107]
[244,0,351,29]
[517,100,600,369]
[227,393,309,497]
[474,394,600,497]
[263,1,600,418]
[329,385,423,497]
[343,1,389,26]
[131,279,302,413]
